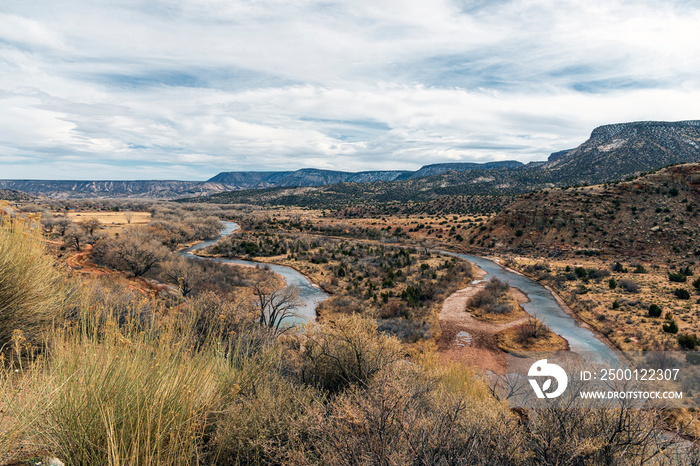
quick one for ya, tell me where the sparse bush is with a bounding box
[92,229,171,276]
[648,304,662,318]
[675,288,691,300]
[315,364,522,466]
[517,318,546,345]
[619,279,639,293]
[612,262,628,273]
[300,315,402,393]
[678,334,699,350]
[612,300,620,310]
[467,277,517,315]
[669,272,687,283]
[608,278,617,290]
[663,320,679,334]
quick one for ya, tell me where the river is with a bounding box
[444,252,619,365]
[181,221,618,363]
[179,221,328,324]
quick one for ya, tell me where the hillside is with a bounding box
[482,163,700,259]
[0,180,232,199]
[542,121,700,183]
[0,188,34,202]
[207,162,524,188]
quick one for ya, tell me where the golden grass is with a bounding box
[470,303,527,324]
[67,211,152,236]
[496,324,568,354]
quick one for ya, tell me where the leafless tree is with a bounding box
[161,257,205,297]
[63,224,86,251]
[79,217,101,236]
[251,282,301,334]
[93,230,170,276]
[124,211,135,224]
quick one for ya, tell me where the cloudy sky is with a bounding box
[1,0,700,180]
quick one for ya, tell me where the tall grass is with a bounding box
[0,209,74,356]
[37,317,221,465]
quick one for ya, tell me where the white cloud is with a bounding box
[0,0,699,179]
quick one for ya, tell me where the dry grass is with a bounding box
[496,322,568,354]
[67,211,152,236]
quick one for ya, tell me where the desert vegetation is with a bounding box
[466,277,524,323]
[206,230,473,342]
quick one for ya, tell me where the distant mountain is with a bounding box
[0,180,232,199]
[208,168,409,188]
[185,120,700,209]
[207,162,524,189]
[0,161,524,198]
[396,161,524,180]
[543,121,700,183]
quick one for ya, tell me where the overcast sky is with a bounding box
[1,0,700,180]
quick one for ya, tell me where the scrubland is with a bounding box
[1,198,699,464]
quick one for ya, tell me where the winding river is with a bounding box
[180,222,328,324]
[181,221,618,363]
[444,252,620,364]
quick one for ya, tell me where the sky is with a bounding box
[1,0,700,180]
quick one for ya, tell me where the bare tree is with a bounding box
[161,257,205,297]
[124,211,135,224]
[79,217,101,236]
[93,230,170,276]
[251,282,301,334]
[63,224,87,251]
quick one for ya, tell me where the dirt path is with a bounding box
[437,269,532,375]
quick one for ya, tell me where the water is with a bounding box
[180,221,328,323]
[443,252,619,365]
[180,221,617,363]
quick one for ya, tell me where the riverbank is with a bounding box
[437,263,568,374]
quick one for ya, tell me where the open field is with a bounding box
[67,211,151,235]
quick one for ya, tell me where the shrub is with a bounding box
[611,300,620,310]
[314,364,522,466]
[467,278,517,314]
[300,315,402,393]
[0,214,74,356]
[648,304,662,318]
[675,288,691,300]
[678,334,699,350]
[619,279,639,293]
[669,272,687,283]
[663,320,679,334]
[693,277,700,290]
[608,278,617,290]
[92,229,171,276]
[612,262,628,273]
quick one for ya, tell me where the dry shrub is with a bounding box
[211,371,321,465]
[315,364,523,466]
[517,318,546,345]
[300,315,402,393]
[467,277,517,315]
[0,212,75,357]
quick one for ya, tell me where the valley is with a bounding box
[3,120,700,464]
